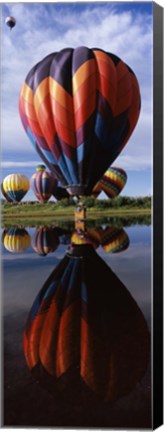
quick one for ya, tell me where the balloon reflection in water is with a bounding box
[3,228,30,253]
[71,229,99,250]
[90,225,130,253]
[31,226,59,256]
[23,244,149,402]
[31,226,72,256]
[71,225,129,254]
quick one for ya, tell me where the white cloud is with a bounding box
[1,3,153,171]
[1,160,41,168]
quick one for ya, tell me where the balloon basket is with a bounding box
[74,202,87,232]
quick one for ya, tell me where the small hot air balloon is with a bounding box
[3,174,29,202]
[5,16,16,30]
[93,167,127,199]
[19,47,141,197]
[3,228,30,253]
[23,244,150,402]
[1,182,12,202]
[30,165,57,203]
[31,226,59,256]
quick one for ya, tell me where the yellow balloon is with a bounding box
[3,228,30,253]
[3,174,29,202]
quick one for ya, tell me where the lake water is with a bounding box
[2,219,152,429]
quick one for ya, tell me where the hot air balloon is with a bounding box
[19,47,141,197]
[31,226,59,256]
[52,185,70,201]
[70,224,129,253]
[3,228,30,253]
[24,244,149,402]
[30,165,57,203]
[91,225,130,253]
[1,182,12,202]
[3,174,29,202]
[93,167,127,199]
[5,16,16,30]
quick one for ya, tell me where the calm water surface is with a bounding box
[2,220,152,429]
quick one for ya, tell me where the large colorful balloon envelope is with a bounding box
[31,226,59,256]
[93,167,127,199]
[30,165,57,203]
[1,182,12,202]
[19,46,141,196]
[3,228,30,253]
[24,244,149,402]
[2,174,29,202]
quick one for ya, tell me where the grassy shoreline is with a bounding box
[1,201,151,227]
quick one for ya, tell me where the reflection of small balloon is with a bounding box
[92,225,130,253]
[102,227,129,253]
[30,167,57,203]
[31,226,59,256]
[3,228,30,253]
[19,47,141,196]
[5,16,16,29]
[24,244,149,402]
[3,174,29,202]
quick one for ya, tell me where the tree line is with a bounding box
[56,195,151,209]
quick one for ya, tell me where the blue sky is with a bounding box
[1,2,153,200]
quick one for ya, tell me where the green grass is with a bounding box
[1,200,151,228]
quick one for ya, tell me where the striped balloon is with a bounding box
[3,228,30,253]
[93,167,127,198]
[98,226,129,253]
[30,166,57,202]
[19,47,141,196]
[31,226,59,256]
[23,244,149,401]
[3,174,29,202]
